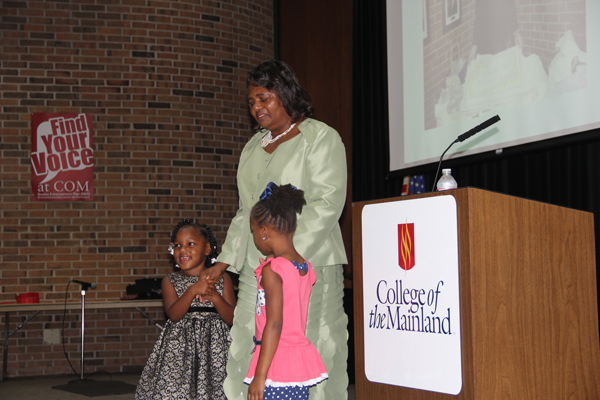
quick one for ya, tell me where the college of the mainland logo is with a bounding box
[398,223,415,271]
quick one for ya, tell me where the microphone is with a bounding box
[431,115,501,192]
[72,280,97,290]
[456,115,501,143]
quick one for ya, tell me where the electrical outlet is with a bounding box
[43,328,61,345]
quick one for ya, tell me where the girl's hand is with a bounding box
[247,378,266,400]
[162,275,216,323]
[202,285,219,302]
[248,264,282,400]
[204,272,236,326]
[197,262,228,302]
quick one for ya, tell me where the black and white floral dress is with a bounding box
[135,272,232,400]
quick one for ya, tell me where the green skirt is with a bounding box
[224,264,349,400]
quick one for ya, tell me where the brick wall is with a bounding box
[3,306,167,377]
[0,0,274,378]
[516,0,586,70]
[423,0,585,130]
[423,0,474,130]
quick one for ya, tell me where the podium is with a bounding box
[351,188,600,399]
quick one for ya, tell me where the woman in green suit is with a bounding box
[206,60,348,400]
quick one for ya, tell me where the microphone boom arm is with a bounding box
[431,115,501,192]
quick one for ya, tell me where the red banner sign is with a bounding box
[398,223,415,271]
[31,113,93,201]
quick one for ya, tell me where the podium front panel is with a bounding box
[361,195,462,395]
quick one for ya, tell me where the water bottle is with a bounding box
[436,168,458,191]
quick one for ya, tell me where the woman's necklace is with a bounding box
[261,122,296,148]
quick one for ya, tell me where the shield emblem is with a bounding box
[398,223,415,270]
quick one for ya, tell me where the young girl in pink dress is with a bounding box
[244,183,328,400]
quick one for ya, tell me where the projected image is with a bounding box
[386,0,597,172]
[427,0,587,129]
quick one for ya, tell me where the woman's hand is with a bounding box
[204,261,228,281]
[192,277,217,297]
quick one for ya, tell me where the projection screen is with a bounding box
[387,0,599,172]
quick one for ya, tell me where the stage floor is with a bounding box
[0,372,141,400]
[0,372,356,400]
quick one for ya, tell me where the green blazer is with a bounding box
[218,118,348,272]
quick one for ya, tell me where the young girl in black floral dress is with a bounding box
[135,220,236,400]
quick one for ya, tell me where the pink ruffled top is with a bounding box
[244,257,328,387]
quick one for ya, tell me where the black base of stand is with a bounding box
[52,379,137,397]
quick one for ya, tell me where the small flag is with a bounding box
[401,176,409,195]
[402,175,425,196]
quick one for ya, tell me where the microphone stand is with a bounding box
[431,141,458,193]
[80,288,86,380]
[76,282,94,380]
[55,280,136,396]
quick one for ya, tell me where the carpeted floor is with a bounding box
[0,373,141,400]
[0,372,356,399]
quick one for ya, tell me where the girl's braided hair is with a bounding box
[251,183,306,234]
[168,219,218,267]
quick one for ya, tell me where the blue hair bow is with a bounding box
[259,182,297,200]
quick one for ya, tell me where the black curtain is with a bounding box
[352,0,600,326]
[352,0,405,201]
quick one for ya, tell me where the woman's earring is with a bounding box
[262,237,266,241]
